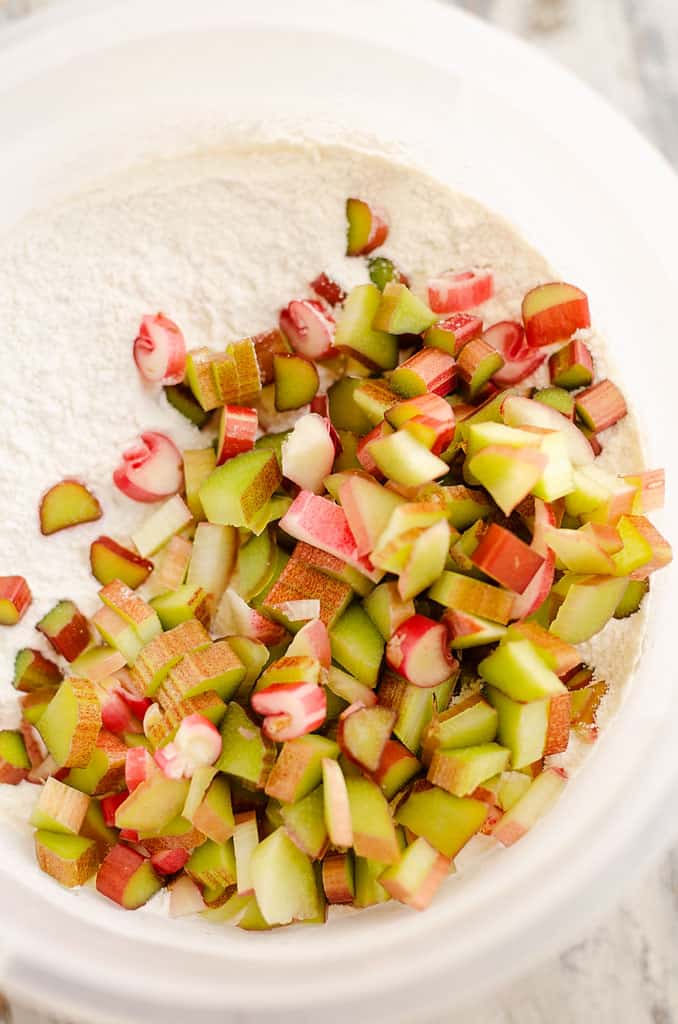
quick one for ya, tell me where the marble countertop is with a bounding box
[1,2,676,1023]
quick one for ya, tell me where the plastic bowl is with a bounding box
[0,2,677,1021]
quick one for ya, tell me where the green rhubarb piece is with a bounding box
[550,574,628,643]
[614,578,649,619]
[354,855,392,907]
[164,383,210,427]
[265,734,340,804]
[424,696,498,756]
[368,430,448,487]
[183,448,217,521]
[251,827,320,925]
[256,655,321,692]
[149,584,209,630]
[353,378,399,425]
[455,388,510,445]
[233,529,275,602]
[280,785,328,860]
[99,582,161,645]
[485,686,549,769]
[21,687,58,725]
[36,677,101,769]
[428,742,510,797]
[396,785,488,858]
[201,890,251,924]
[610,516,654,576]
[372,281,437,335]
[330,603,384,688]
[495,771,532,811]
[13,648,62,693]
[434,485,493,531]
[80,798,118,850]
[227,636,269,701]
[30,777,90,835]
[255,430,290,471]
[479,640,567,702]
[363,581,415,641]
[335,284,398,371]
[459,340,504,399]
[397,520,451,601]
[216,703,274,788]
[346,776,400,864]
[185,348,222,410]
[186,839,237,889]
[338,705,395,773]
[428,571,513,625]
[327,377,374,435]
[466,421,542,459]
[64,735,127,797]
[199,449,282,530]
[132,495,194,559]
[368,256,405,291]
[35,830,100,888]
[533,386,575,418]
[115,775,190,834]
[447,525,489,583]
[92,606,143,665]
[273,353,319,411]
[446,612,507,649]
[467,446,545,517]
[380,673,455,754]
[237,895,275,931]
[549,341,594,390]
[374,740,421,799]
[0,730,30,770]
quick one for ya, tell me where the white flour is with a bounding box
[0,141,646,868]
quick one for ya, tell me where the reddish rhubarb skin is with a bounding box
[471,524,545,594]
[251,682,326,741]
[522,284,590,347]
[150,848,189,875]
[125,747,154,792]
[483,321,545,386]
[102,791,128,827]
[279,299,335,361]
[96,845,156,906]
[385,614,457,688]
[310,273,346,307]
[0,576,32,626]
[252,328,290,386]
[574,379,628,433]
[357,423,390,479]
[217,406,258,465]
[113,431,183,503]
[548,338,593,388]
[427,269,494,314]
[133,313,186,385]
[435,313,483,354]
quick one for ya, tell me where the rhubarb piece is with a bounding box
[113,431,183,503]
[35,831,100,889]
[502,395,594,466]
[372,739,421,799]
[36,677,102,768]
[149,848,190,875]
[279,491,379,581]
[421,695,498,765]
[256,655,322,691]
[570,680,609,742]
[216,703,275,788]
[186,838,236,889]
[457,338,504,398]
[65,730,128,796]
[100,580,161,644]
[346,198,389,256]
[13,648,62,692]
[386,615,456,688]
[548,338,594,389]
[80,797,118,849]
[397,520,451,601]
[391,348,457,399]
[468,445,547,516]
[90,536,153,590]
[367,431,448,487]
[251,827,320,925]
[92,607,141,668]
[575,379,627,433]
[232,811,259,895]
[133,313,186,384]
[364,581,415,641]
[614,578,649,619]
[97,844,162,908]
[327,377,374,435]
[482,320,545,386]
[20,688,59,726]
[549,574,628,643]
[322,852,355,904]
[215,405,258,466]
[115,773,190,833]
[150,584,211,630]
[368,256,408,291]
[199,449,281,530]
[506,621,581,677]
[282,413,335,494]
[38,478,103,536]
[479,640,566,703]
[544,526,616,574]
[330,603,385,687]
[290,539,372,597]
[386,393,456,455]
[211,339,261,406]
[346,775,400,863]
[427,268,494,314]
[212,587,288,644]
[470,523,544,594]
[251,682,327,742]
[182,448,216,522]
[339,475,404,557]
[623,469,665,515]
[395,784,488,858]
[158,641,245,707]
[252,327,291,386]
[442,610,507,649]
[131,494,193,557]
[434,484,493,530]
[533,386,575,418]
[428,743,510,797]
[429,571,514,625]
[354,855,392,908]
[521,282,590,347]
[279,299,335,361]
[337,704,396,773]
[186,522,237,605]
[280,785,328,860]
[352,378,399,426]
[492,766,567,845]
[379,836,451,911]
[30,776,90,834]
[190,774,235,844]
[232,529,276,602]
[335,284,398,371]
[0,730,30,784]
[273,353,319,410]
[373,281,436,335]
[379,671,455,754]
[37,600,91,661]
[612,515,669,577]
[310,272,346,307]
[286,619,332,669]
[155,714,222,780]
[164,383,210,428]
[424,312,483,356]
[185,348,223,411]
[326,666,378,710]
[265,734,339,804]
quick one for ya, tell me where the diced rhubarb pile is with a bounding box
[1,196,671,928]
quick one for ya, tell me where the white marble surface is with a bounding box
[1,2,677,1023]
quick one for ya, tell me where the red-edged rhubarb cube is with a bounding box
[0,576,32,626]
[471,524,545,595]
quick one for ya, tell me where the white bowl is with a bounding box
[1,2,677,1021]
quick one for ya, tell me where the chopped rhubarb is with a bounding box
[251,682,327,742]
[13,648,62,692]
[346,198,389,256]
[427,268,494,314]
[113,431,183,503]
[390,348,457,399]
[522,282,590,347]
[0,576,32,626]
[37,600,91,661]
[90,536,153,589]
[282,413,335,494]
[548,338,594,390]
[424,312,483,356]
[133,313,186,385]
[39,480,102,536]
[386,615,457,688]
[310,272,346,307]
[457,337,504,399]
[279,299,335,361]
[623,469,665,514]
[482,321,545,386]
[216,406,258,465]
[471,523,545,594]
[155,713,222,780]
[252,327,291,385]
[575,379,628,433]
